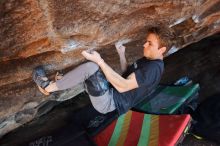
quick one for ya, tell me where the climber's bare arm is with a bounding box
[115,43,128,73]
[81,50,138,93]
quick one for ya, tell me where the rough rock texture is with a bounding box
[1,0,220,137]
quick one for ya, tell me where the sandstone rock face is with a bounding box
[0,0,220,137]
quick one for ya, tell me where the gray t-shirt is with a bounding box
[112,57,164,115]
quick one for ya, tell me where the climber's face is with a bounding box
[143,33,166,60]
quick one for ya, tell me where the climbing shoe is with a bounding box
[33,66,50,95]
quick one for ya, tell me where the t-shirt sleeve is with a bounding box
[134,63,162,87]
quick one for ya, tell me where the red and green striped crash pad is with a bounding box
[134,84,199,114]
[93,111,191,146]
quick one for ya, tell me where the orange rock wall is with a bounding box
[0,0,220,137]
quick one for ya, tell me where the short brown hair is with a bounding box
[147,26,175,55]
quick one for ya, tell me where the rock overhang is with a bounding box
[0,0,220,137]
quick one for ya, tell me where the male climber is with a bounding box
[33,26,174,116]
